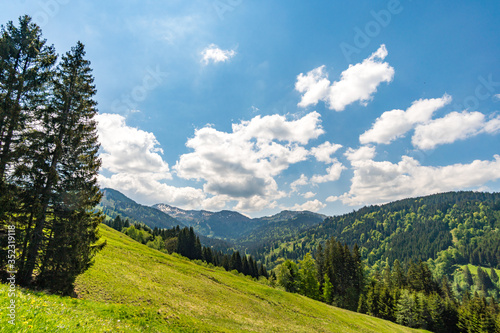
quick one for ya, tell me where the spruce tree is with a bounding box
[0,15,56,278]
[19,42,103,289]
[463,265,473,286]
[322,273,333,304]
[0,16,56,183]
[490,267,499,283]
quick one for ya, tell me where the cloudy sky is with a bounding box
[3,1,500,217]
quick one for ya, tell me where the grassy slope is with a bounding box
[2,225,427,332]
[75,225,426,332]
[463,264,500,276]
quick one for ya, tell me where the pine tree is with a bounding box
[0,16,56,183]
[476,267,494,292]
[241,255,249,276]
[202,246,213,264]
[463,265,473,286]
[194,236,202,260]
[315,244,325,287]
[396,290,420,328]
[490,267,499,283]
[6,39,104,292]
[392,259,406,289]
[258,263,268,278]
[322,273,333,304]
[0,15,56,278]
[230,251,242,272]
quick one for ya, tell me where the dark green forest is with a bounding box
[254,191,500,332]
[249,191,500,271]
[0,16,104,294]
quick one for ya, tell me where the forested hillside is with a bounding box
[252,191,500,270]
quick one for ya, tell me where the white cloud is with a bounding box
[310,141,343,163]
[290,174,309,192]
[303,192,316,199]
[296,45,394,111]
[96,113,205,208]
[360,94,452,145]
[338,152,500,206]
[325,196,338,202]
[494,94,500,101]
[201,194,231,211]
[290,199,326,212]
[175,112,324,212]
[413,111,500,150]
[295,66,331,108]
[232,111,324,145]
[345,146,376,165]
[202,44,236,64]
[234,195,278,212]
[96,113,171,176]
[310,161,345,184]
[97,173,205,208]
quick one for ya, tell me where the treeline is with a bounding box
[274,237,500,332]
[275,238,363,311]
[0,16,103,294]
[104,216,268,279]
[359,260,500,332]
[253,191,500,271]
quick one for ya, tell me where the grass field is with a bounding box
[462,264,500,277]
[1,225,428,332]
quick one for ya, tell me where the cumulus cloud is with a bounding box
[311,141,343,163]
[303,192,316,199]
[360,94,452,145]
[290,199,326,212]
[296,45,394,111]
[202,44,236,64]
[310,162,345,184]
[344,146,376,165]
[290,174,309,192]
[96,113,205,207]
[325,195,338,202]
[412,111,500,150]
[339,151,500,206]
[96,113,171,176]
[175,112,324,212]
[97,173,205,208]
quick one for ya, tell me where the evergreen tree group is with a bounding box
[0,16,103,294]
[275,237,363,310]
[357,260,500,332]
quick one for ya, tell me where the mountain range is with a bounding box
[100,188,326,241]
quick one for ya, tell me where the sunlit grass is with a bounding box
[2,225,428,332]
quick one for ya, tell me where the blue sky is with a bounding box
[3,0,500,217]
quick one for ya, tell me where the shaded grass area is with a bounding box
[2,225,427,332]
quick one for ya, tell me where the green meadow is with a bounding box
[1,225,427,332]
